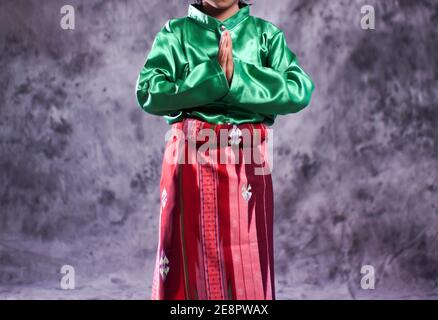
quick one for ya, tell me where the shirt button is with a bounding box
[220,25,226,31]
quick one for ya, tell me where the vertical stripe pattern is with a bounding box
[151,118,275,300]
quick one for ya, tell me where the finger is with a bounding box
[218,34,226,63]
[225,31,230,49]
[222,36,228,56]
[227,34,233,74]
[228,32,233,52]
[227,40,232,62]
[220,38,225,58]
[220,33,229,54]
[220,32,226,49]
[227,39,234,80]
[223,43,228,70]
[220,42,228,70]
[227,52,233,81]
[227,47,233,68]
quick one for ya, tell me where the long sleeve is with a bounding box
[135,22,230,116]
[221,30,315,115]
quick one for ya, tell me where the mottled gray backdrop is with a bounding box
[1,0,437,299]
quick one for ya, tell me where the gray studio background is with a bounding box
[1,0,437,299]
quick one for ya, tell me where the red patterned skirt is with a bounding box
[151,118,275,300]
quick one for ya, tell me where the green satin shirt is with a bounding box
[135,3,315,125]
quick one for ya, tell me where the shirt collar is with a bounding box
[188,3,250,31]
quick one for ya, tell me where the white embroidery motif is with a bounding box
[159,250,170,280]
[228,125,242,146]
[241,183,252,201]
[161,188,167,209]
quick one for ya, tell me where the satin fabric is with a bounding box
[151,118,275,300]
[136,3,315,125]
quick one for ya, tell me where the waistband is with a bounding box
[170,118,270,148]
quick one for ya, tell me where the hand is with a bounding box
[217,31,234,85]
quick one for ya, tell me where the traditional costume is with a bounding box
[135,2,314,300]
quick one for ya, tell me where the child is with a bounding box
[136,0,314,300]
